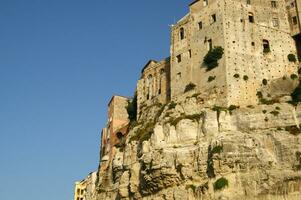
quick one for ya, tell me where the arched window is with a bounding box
[160,68,165,75]
[179,28,185,40]
[263,40,270,53]
[248,12,254,23]
[146,75,153,100]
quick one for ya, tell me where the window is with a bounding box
[271,1,277,8]
[272,18,279,27]
[189,49,192,58]
[291,2,295,8]
[251,42,255,46]
[248,13,254,23]
[176,54,182,63]
[207,39,213,51]
[179,28,185,40]
[198,21,203,30]
[160,68,165,74]
[293,16,298,25]
[247,0,251,5]
[203,0,208,6]
[263,40,270,53]
[212,14,216,23]
[77,198,80,200]
[81,190,84,195]
[77,189,80,195]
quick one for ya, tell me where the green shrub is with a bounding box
[130,122,155,142]
[213,177,229,191]
[275,106,281,110]
[270,110,280,116]
[288,54,297,62]
[291,82,301,102]
[290,74,298,80]
[211,145,223,154]
[126,93,137,121]
[285,125,301,135]
[184,83,196,93]
[168,101,177,109]
[208,76,216,82]
[243,75,249,81]
[233,74,240,78]
[203,46,224,71]
[262,110,267,114]
[247,105,255,109]
[262,79,268,85]
[256,91,263,98]
[169,114,202,127]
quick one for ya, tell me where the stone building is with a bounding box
[137,58,171,116]
[170,0,299,106]
[286,0,301,59]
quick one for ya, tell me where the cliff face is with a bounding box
[95,93,301,200]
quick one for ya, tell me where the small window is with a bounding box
[160,68,165,74]
[176,54,182,63]
[263,40,270,53]
[272,18,279,27]
[212,14,216,23]
[198,21,203,30]
[207,39,213,51]
[291,2,295,8]
[247,0,251,5]
[77,189,80,195]
[293,16,298,25]
[251,42,255,46]
[271,1,277,8]
[203,0,208,6]
[77,198,80,200]
[81,190,84,195]
[248,13,254,23]
[189,50,192,58]
[179,28,185,40]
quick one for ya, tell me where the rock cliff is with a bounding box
[94,92,301,200]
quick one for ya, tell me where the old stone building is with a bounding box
[170,0,299,106]
[136,58,171,116]
[286,0,301,59]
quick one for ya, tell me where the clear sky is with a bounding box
[0,0,191,199]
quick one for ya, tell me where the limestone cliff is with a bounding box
[95,92,301,200]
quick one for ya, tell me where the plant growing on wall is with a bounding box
[203,46,224,71]
[184,82,196,92]
[288,54,297,62]
[213,177,229,191]
[291,74,298,80]
[208,76,216,82]
[126,93,137,121]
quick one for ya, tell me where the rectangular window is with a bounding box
[212,14,216,23]
[203,0,208,6]
[176,54,182,63]
[247,0,251,5]
[271,1,277,8]
[293,16,298,25]
[198,21,203,30]
[272,18,279,27]
[189,49,192,58]
[248,13,254,23]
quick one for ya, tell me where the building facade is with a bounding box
[170,0,299,106]
[137,58,171,115]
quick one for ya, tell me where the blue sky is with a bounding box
[0,0,191,199]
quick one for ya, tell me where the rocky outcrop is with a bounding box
[95,95,301,200]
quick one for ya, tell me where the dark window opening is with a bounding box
[160,68,165,74]
[247,0,251,5]
[293,16,298,25]
[263,40,270,53]
[189,49,192,58]
[158,89,161,95]
[198,21,203,30]
[116,132,123,139]
[251,42,255,46]
[248,13,254,23]
[176,54,182,63]
[179,28,185,40]
[271,1,277,8]
[212,14,216,23]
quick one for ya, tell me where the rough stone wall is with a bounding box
[84,172,97,200]
[286,0,301,36]
[224,0,299,106]
[170,0,228,106]
[137,58,170,118]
